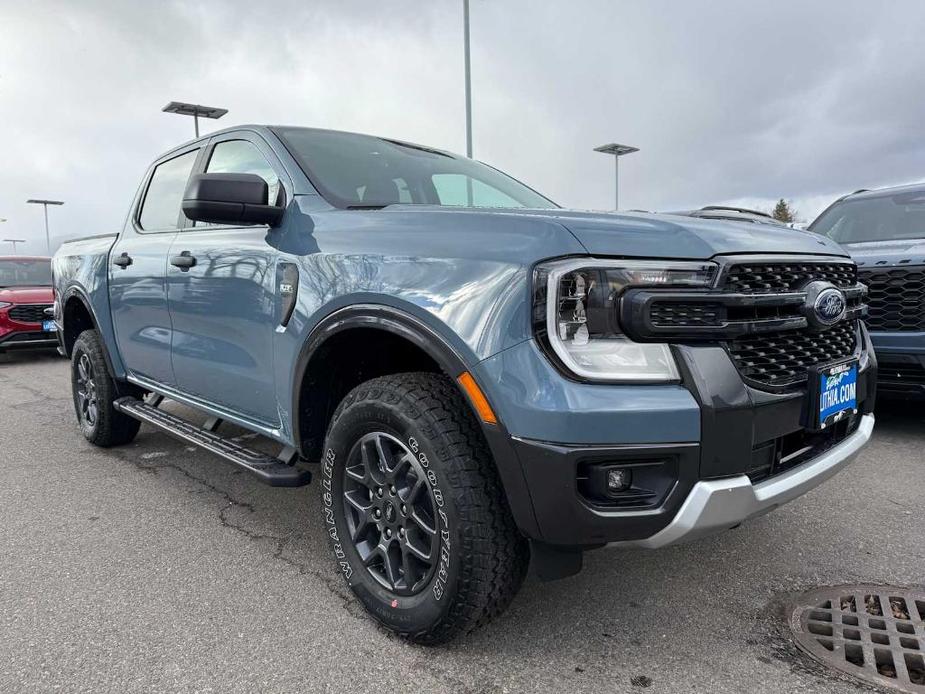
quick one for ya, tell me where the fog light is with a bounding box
[606,468,632,492]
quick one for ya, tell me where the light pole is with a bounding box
[593,143,639,211]
[3,239,26,254]
[463,0,472,158]
[26,199,64,254]
[162,101,228,138]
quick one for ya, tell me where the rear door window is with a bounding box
[138,149,199,231]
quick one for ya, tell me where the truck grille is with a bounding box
[8,304,50,324]
[622,256,867,391]
[857,266,925,332]
[726,320,858,388]
[648,302,724,327]
[721,261,857,293]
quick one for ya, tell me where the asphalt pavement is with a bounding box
[0,349,922,693]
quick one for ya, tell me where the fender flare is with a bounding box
[292,303,542,538]
[60,286,118,379]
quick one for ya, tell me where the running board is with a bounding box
[114,397,311,487]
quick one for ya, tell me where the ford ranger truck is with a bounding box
[53,126,876,644]
[811,183,925,398]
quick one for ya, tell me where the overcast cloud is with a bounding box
[1,0,924,253]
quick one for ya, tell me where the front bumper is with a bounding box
[609,414,874,549]
[0,305,58,351]
[869,331,925,398]
[477,326,876,548]
[0,330,59,350]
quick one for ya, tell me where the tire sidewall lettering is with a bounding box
[323,417,456,619]
[322,447,353,580]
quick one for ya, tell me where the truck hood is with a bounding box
[0,286,53,304]
[540,209,846,259]
[374,206,847,260]
[840,238,925,267]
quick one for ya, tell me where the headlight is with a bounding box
[0,302,11,309]
[533,258,717,382]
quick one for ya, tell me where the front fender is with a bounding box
[288,302,542,538]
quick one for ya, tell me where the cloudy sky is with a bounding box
[1,0,924,253]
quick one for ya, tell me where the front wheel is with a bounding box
[71,330,140,447]
[320,372,528,644]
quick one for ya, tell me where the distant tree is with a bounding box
[772,199,797,224]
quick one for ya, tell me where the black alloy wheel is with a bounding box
[75,352,99,427]
[342,431,439,595]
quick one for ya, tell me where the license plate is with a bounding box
[42,319,57,332]
[815,361,857,428]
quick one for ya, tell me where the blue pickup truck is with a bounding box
[53,125,876,643]
[810,183,925,398]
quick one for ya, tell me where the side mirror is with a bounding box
[182,173,284,226]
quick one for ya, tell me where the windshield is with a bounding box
[273,127,557,210]
[0,259,52,287]
[811,189,925,243]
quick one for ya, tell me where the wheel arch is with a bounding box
[61,287,117,378]
[292,304,541,538]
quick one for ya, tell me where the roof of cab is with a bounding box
[156,124,459,161]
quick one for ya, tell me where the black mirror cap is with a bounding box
[182,172,284,227]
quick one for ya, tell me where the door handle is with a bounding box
[170,251,197,271]
[112,252,133,268]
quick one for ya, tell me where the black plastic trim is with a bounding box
[621,285,867,342]
[0,333,58,349]
[60,287,117,379]
[673,326,876,480]
[510,438,699,545]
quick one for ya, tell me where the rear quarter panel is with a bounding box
[53,234,123,375]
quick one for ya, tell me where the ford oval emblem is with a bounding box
[813,287,847,325]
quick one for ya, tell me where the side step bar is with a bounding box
[114,397,311,487]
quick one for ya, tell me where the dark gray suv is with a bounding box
[811,183,925,398]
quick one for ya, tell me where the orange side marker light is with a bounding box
[457,371,498,425]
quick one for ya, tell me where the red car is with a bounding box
[0,256,59,353]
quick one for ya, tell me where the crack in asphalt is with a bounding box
[105,438,370,624]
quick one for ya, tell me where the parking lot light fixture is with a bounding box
[162,101,228,138]
[594,143,640,211]
[26,199,64,255]
[2,239,27,254]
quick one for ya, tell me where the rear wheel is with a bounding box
[71,330,140,447]
[320,372,528,644]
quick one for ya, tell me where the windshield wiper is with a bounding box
[346,204,389,210]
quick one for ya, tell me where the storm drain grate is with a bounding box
[790,585,925,693]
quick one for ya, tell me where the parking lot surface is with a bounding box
[1,350,922,693]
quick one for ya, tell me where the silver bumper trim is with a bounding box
[610,414,875,549]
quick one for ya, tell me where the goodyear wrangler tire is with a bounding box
[320,372,528,644]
